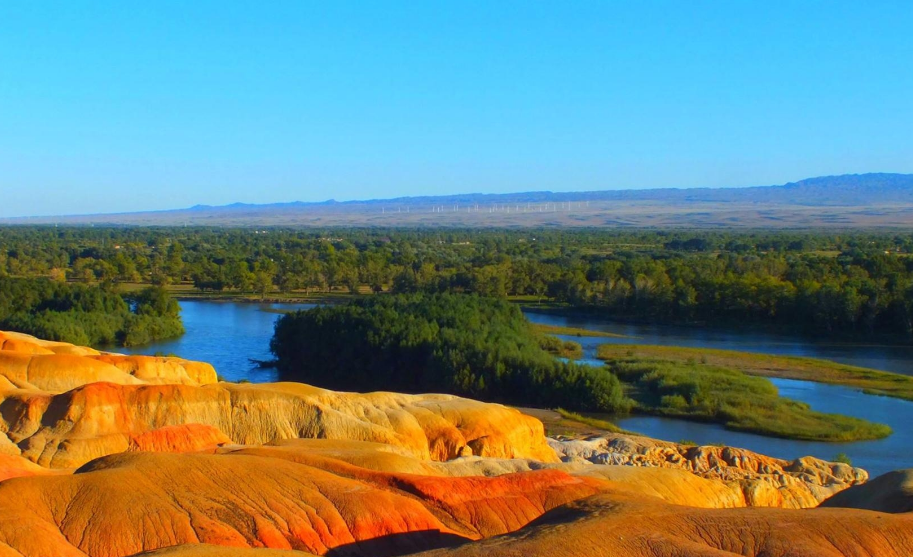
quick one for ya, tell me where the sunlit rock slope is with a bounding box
[0,331,910,557]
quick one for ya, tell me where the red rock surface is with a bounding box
[128,424,231,453]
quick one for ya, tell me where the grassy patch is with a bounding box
[835,452,853,465]
[600,356,892,442]
[596,344,913,402]
[554,408,628,434]
[538,335,584,359]
[531,323,632,338]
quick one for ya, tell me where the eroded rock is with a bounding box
[548,433,867,508]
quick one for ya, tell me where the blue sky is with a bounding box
[1,2,911,217]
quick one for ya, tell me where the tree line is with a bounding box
[0,278,184,347]
[3,226,913,337]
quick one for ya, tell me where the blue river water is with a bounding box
[121,301,316,383]
[121,300,913,477]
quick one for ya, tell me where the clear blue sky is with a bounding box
[1,2,911,217]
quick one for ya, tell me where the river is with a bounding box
[122,300,913,477]
[121,301,317,383]
[524,309,913,376]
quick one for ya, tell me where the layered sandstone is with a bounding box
[0,330,218,390]
[0,445,602,557]
[7,437,908,557]
[548,433,867,508]
[821,468,913,513]
[0,333,556,469]
[0,381,556,468]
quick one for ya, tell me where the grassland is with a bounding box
[596,344,913,402]
[598,355,892,442]
[537,336,584,359]
[518,407,629,437]
[530,323,632,338]
[554,408,628,434]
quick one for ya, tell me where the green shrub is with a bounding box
[538,335,584,359]
[660,394,689,410]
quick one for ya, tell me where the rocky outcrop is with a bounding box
[0,436,905,557]
[410,492,913,557]
[0,330,102,356]
[821,468,913,513]
[0,331,218,390]
[0,381,557,468]
[549,433,867,508]
[0,445,602,557]
[0,333,556,468]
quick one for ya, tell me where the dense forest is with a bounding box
[3,226,913,337]
[270,293,631,413]
[0,278,184,347]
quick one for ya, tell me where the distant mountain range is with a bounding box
[5,173,913,228]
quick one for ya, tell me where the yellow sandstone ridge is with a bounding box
[0,381,556,468]
[0,332,557,468]
[0,331,218,390]
[0,330,102,356]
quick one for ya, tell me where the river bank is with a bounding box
[118,299,913,477]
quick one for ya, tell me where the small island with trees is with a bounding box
[270,292,892,442]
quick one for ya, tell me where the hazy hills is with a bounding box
[6,173,913,228]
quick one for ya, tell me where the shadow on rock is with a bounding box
[326,530,469,557]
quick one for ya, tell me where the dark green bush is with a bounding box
[271,293,632,413]
[537,335,584,359]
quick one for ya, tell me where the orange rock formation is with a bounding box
[0,447,601,556]
[0,331,910,557]
[821,468,913,513]
[409,492,913,557]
